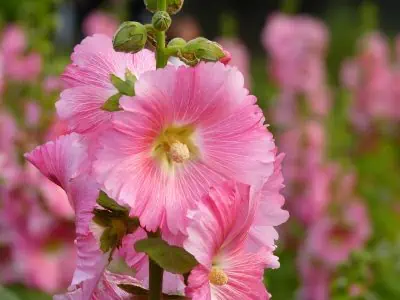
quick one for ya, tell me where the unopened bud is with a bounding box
[144,0,184,15]
[152,11,172,32]
[179,37,225,66]
[113,21,147,53]
[168,37,186,48]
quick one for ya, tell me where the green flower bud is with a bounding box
[178,37,225,66]
[113,21,147,53]
[167,37,186,48]
[152,11,172,32]
[144,0,184,15]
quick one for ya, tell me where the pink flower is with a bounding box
[217,38,251,88]
[58,34,155,135]
[262,13,328,92]
[83,11,119,37]
[24,101,41,127]
[297,249,330,300]
[1,25,26,56]
[6,52,42,82]
[306,202,371,267]
[94,62,276,234]
[184,181,272,299]
[25,133,107,296]
[43,76,64,93]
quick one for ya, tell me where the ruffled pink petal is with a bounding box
[57,86,115,134]
[62,34,155,89]
[24,133,89,192]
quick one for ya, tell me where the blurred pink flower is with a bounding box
[43,75,64,93]
[262,13,329,92]
[6,52,42,82]
[217,38,251,88]
[93,62,276,234]
[58,34,155,135]
[342,32,399,128]
[184,181,272,299]
[1,25,26,56]
[24,101,41,127]
[306,201,371,267]
[298,249,330,300]
[83,11,119,38]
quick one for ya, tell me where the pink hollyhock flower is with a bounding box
[184,181,272,299]
[58,34,155,135]
[217,38,251,88]
[83,11,119,37]
[43,75,64,93]
[55,271,145,300]
[262,13,328,92]
[1,25,26,56]
[94,62,276,234]
[306,201,371,267]
[6,52,42,82]
[0,111,17,154]
[297,249,330,300]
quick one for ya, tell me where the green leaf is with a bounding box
[97,191,128,212]
[135,238,198,274]
[102,93,122,112]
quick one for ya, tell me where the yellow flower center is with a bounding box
[209,266,228,286]
[152,125,198,167]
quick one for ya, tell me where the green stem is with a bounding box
[149,257,164,300]
[281,0,300,14]
[156,0,168,69]
[148,232,163,300]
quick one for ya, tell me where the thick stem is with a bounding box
[148,232,163,300]
[156,0,168,69]
[149,257,164,300]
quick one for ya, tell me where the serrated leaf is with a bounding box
[135,238,198,274]
[102,93,122,112]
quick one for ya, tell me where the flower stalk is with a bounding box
[155,0,168,68]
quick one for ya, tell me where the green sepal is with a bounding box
[110,74,135,96]
[94,191,140,255]
[135,238,198,274]
[97,191,129,213]
[102,93,122,112]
